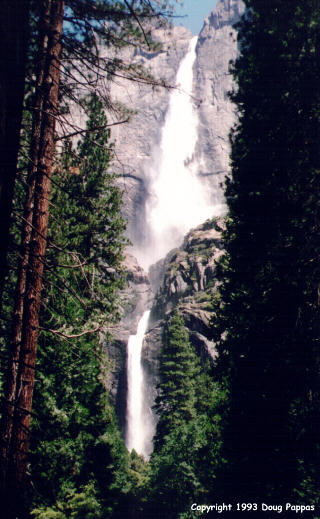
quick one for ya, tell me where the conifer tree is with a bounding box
[153,311,200,448]
[45,93,127,333]
[0,4,64,511]
[147,312,216,519]
[212,0,320,506]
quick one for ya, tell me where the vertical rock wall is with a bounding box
[110,0,245,251]
[194,0,245,205]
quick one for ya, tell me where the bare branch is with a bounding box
[123,0,151,49]
[47,324,101,338]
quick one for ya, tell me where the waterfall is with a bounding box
[125,36,218,457]
[138,35,216,270]
[126,310,152,457]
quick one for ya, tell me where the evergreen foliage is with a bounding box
[3,1,320,517]
[154,312,199,446]
[27,95,132,517]
[0,0,179,514]
[43,94,127,335]
[147,312,219,519]
[212,0,320,506]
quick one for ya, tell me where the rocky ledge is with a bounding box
[144,217,224,380]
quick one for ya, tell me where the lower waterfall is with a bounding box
[125,310,153,458]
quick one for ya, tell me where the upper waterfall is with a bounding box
[110,3,244,256]
[138,37,216,270]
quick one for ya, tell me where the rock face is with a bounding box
[144,218,224,372]
[107,218,224,435]
[135,218,224,447]
[105,254,153,432]
[110,0,244,253]
[194,0,245,202]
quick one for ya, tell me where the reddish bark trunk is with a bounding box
[10,0,64,488]
[0,0,64,512]
[0,0,53,493]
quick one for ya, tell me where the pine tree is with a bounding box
[212,0,320,506]
[147,312,217,519]
[45,93,127,333]
[153,312,200,448]
[0,4,64,512]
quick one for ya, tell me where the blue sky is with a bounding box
[173,0,218,35]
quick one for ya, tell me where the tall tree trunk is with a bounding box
[0,0,29,312]
[0,1,54,496]
[0,1,64,514]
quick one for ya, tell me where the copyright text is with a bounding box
[190,503,316,514]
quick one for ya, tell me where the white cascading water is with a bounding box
[126,36,220,457]
[126,310,152,457]
[138,35,216,270]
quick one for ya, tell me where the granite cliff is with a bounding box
[142,218,224,392]
[194,0,244,190]
[107,218,224,435]
[110,25,192,250]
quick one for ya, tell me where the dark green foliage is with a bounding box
[30,335,129,518]
[153,312,200,446]
[212,0,320,505]
[0,1,184,516]
[146,312,221,519]
[44,94,127,333]
[28,95,132,517]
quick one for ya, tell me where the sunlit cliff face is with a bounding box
[136,37,219,271]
